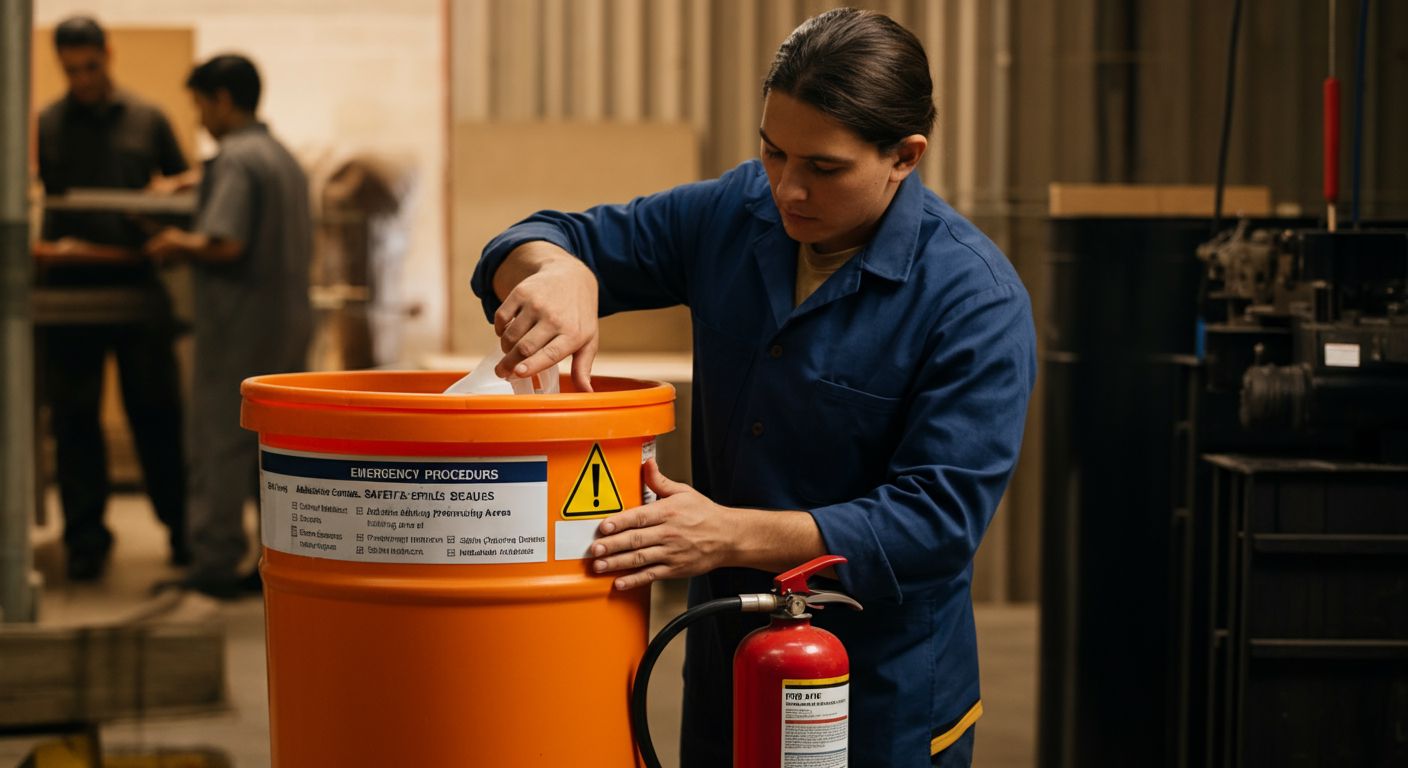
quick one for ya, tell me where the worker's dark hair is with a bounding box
[54,16,106,50]
[186,54,262,113]
[763,8,936,150]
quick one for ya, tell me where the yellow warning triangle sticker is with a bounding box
[562,443,624,518]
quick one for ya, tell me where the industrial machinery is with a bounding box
[1198,222,1408,443]
[1041,0,1407,759]
[1040,219,1408,768]
[631,555,861,768]
[1183,221,1408,767]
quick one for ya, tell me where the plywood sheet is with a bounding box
[1048,183,1272,218]
[450,122,698,357]
[31,27,198,165]
[0,621,225,727]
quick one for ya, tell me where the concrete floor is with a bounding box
[2,493,1036,766]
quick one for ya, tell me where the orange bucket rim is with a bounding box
[240,370,676,413]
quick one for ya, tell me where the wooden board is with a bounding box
[0,621,225,727]
[1048,183,1272,218]
[449,122,699,357]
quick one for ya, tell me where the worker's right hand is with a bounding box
[34,237,140,265]
[492,241,600,392]
[143,227,192,266]
[147,170,199,195]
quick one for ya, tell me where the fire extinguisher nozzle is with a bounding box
[738,593,781,613]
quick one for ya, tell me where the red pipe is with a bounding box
[1323,76,1341,204]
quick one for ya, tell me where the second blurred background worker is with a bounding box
[146,54,312,598]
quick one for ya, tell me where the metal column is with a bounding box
[1,0,36,623]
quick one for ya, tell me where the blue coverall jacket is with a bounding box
[473,159,1036,767]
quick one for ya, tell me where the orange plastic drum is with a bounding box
[240,371,674,767]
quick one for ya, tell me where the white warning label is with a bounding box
[781,676,849,768]
[1324,342,1361,368]
[259,447,548,565]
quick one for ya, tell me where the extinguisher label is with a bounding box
[781,675,849,767]
[258,447,549,565]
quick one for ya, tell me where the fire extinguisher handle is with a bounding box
[804,590,863,612]
[773,554,847,596]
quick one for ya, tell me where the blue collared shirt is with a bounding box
[474,160,1035,766]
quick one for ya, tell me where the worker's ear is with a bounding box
[888,135,927,183]
[215,88,237,117]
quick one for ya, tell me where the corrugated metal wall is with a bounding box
[450,0,1013,215]
[1010,0,1408,218]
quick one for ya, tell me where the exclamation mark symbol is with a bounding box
[592,464,600,507]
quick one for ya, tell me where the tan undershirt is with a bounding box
[795,241,865,307]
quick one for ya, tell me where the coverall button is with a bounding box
[769,344,783,358]
[750,421,764,437]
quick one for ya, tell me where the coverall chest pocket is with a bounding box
[798,378,905,505]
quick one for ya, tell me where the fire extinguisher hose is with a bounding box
[631,596,744,768]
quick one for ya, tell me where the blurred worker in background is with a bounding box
[145,54,312,599]
[35,15,191,581]
[473,9,1034,767]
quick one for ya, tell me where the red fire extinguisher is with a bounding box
[630,555,862,768]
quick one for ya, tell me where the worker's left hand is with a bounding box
[590,459,736,590]
[143,227,191,265]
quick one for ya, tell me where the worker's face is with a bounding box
[760,91,926,253]
[192,90,231,139]
[56,45,111,105]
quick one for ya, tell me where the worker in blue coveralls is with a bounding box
[472,9,1035,767]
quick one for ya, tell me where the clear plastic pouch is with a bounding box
[442,349,560,395]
